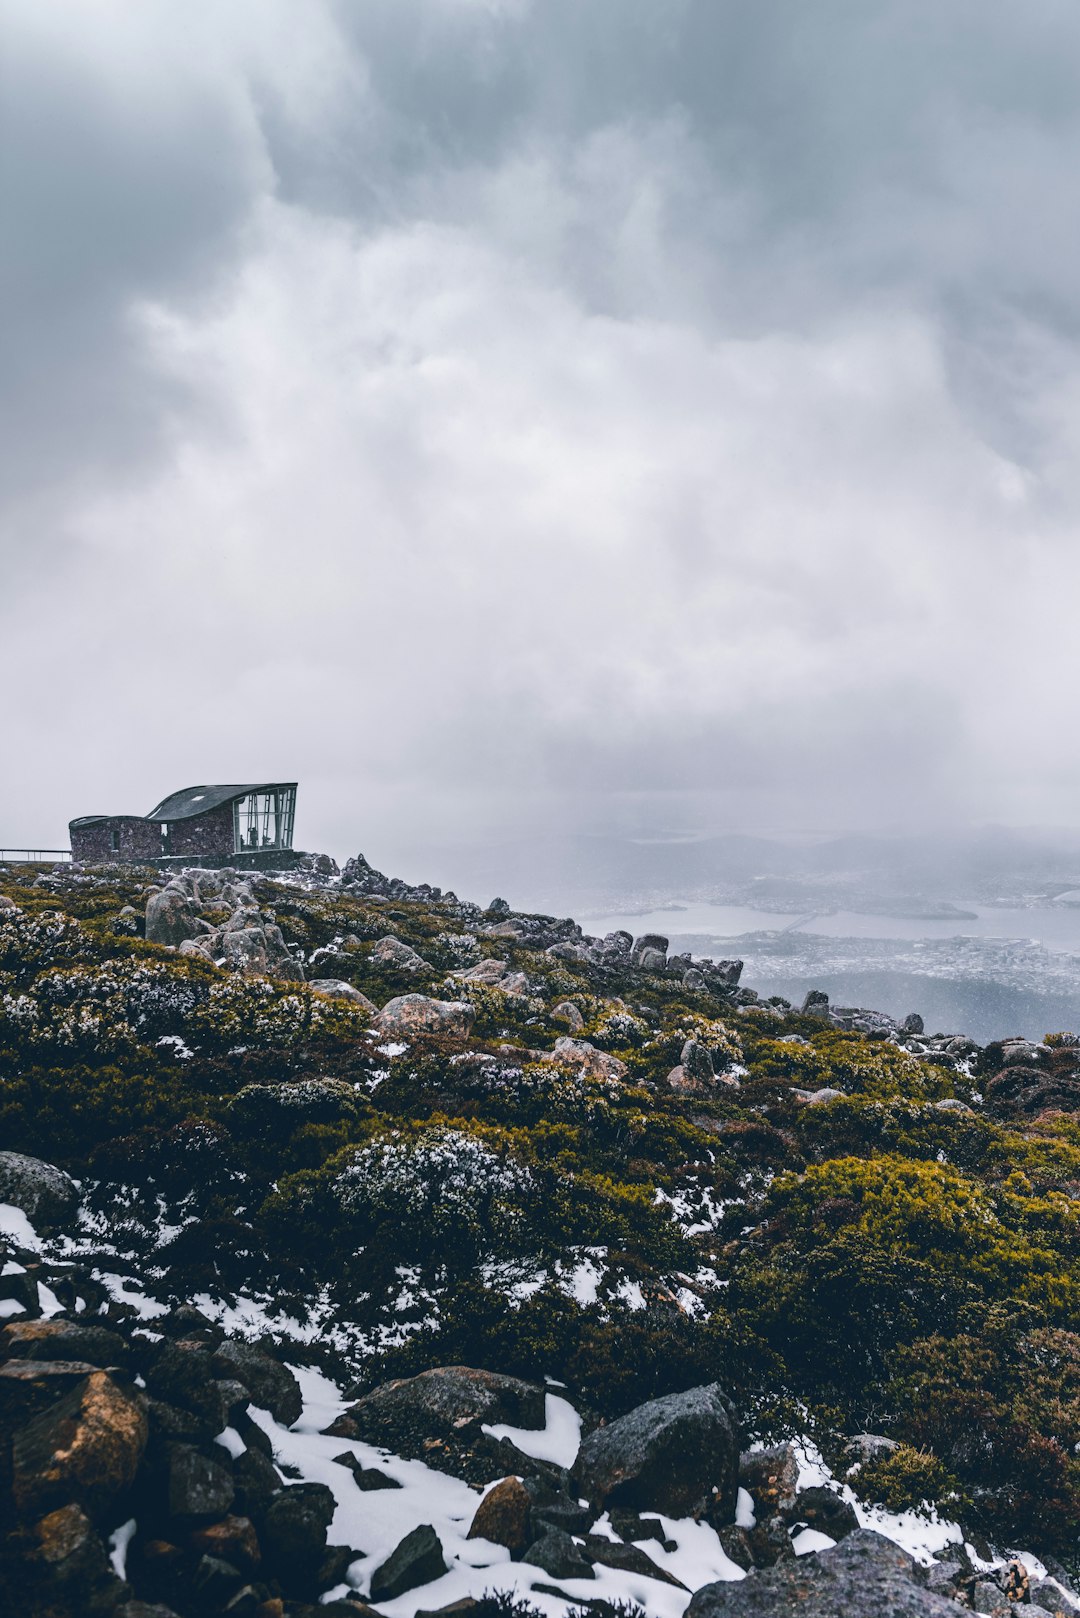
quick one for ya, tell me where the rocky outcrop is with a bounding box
[0,1152,79,1229]
[371,994,474,1041]
[686,1528,960,1617]
[537,1037,628,1082]
[573,1382,739,1520]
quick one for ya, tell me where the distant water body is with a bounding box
[581,900,1080,952]
[578,900,1080,1042]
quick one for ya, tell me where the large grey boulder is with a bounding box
[329,1365,546,1449]
[145,885,203,947]
[371,995,474,1041]
[572,1382,739,1520]
[686,1530,959,1617]
[0,1151,79,1228]
[632,933,669,971]
[307,979,377,1011]
[371,935,430,972]
[211,1340,302,1427]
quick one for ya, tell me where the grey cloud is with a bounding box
[4,1,1080,862]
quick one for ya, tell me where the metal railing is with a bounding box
[0,849,72,863]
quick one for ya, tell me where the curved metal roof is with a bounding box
[146,783,296,822]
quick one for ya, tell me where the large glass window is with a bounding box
[232,788,295,852]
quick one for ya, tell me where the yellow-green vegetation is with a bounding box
[4,860,1080,1555]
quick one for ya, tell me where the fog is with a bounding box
[4,1,1080,876]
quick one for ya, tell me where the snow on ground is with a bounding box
[0,1202,40,1250]
[791,1440,969,1567]
[483,1392,582,1469]
[251,1364,745,1618]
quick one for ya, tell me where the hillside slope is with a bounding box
[2,855,1080,1616]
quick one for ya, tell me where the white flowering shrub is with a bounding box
[334,1126,536,1258]
[0,909,94,982]
[191,976,369,1051]
[591,1010,650,1050]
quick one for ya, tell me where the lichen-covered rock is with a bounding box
[27,1502,129,1615]
[308,978,377,1011]
[371,994,474,1040]
[572,1382,739,1520]
[12,1369,148,1518]
[262,1482,337,1586]
[163,1443,235,1522]
[467,1476,533,1555]
[145,886,202,947]
[739,1444,800,1515]
[0,1150,79,1228]
[686,1529,959,1617]
[371,935,431,971]
[539,1037,627,1082]
[1,1318,128,1368]
[369,1523,447,1602]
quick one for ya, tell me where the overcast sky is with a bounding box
[4,0,1080,868]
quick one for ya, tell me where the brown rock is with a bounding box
[13,1369,148,1519]
[30,1501,128,1614]
[190,1513,261,1570]
[0,1359,99,1427]
[467,1476,533,1555]
[2,1318,128,1368]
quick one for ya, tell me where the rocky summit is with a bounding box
[2,853,1080,1617]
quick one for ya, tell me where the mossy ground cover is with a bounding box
[3,863,1080,1556]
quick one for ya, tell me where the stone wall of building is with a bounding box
[70,816,162,863]
[163,802,235,860]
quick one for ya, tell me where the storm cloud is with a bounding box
[4,0,1080,865]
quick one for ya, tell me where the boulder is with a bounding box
[371,995,475,1041]
[308,979,377,1011]
[145,885,203,947]
[144,1343,227,1431]
[586,1538,686,1587]
[2,1318,128,1369]
[0,1150,79,1228]
[12,1370,148,1519]
[632,935,669,970]
[163,1444,235,1522]
[541,1038,628,1082]
[369,1524,447,1602]
[551,1001,585,1032]
[461,959,514,985]
[0,1360,101,1427]
[681,1040,715,1083]
[262,1482,337,1586]
[372,935,430,971]
[212,1341,302,1427]
[739,1444,800,1515]
[783,1484,859,1539]
[468,1476,533,1555]
[330,1366,546,1451]
[686,1529,959,1617]
[521,1528,594,1581]
[28,1502,129,1615]
[572,1382,739,1520]
[801,990,830,1018]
